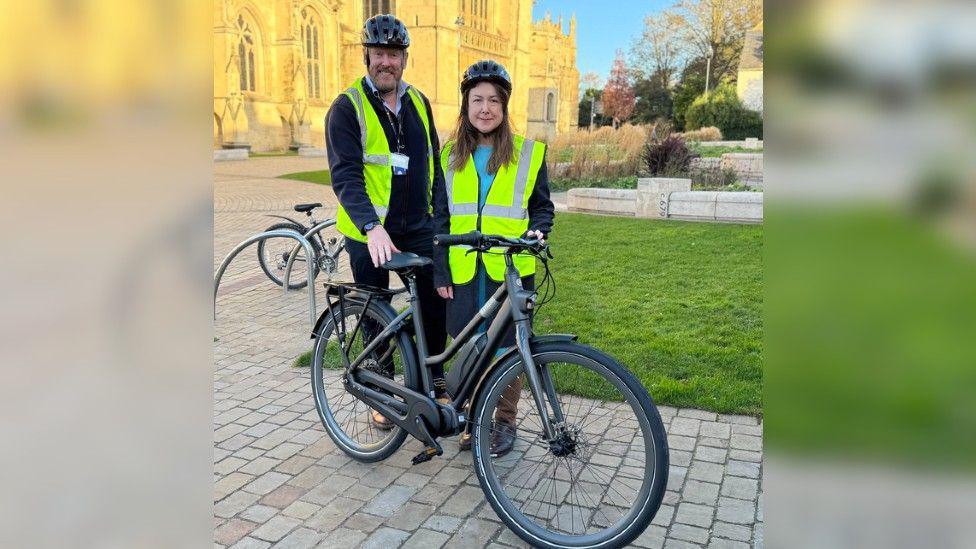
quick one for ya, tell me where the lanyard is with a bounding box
[374,88,405,154]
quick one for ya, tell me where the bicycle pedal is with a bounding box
[411,446,442,465]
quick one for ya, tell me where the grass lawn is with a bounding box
[690,144,763,158]
[295,213,762,415]
[280,169,332,185]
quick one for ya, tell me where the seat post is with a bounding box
[407,274,434,397]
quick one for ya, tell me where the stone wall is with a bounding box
[689,152,763,187]
[567,177,763,223]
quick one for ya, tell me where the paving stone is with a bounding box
[215,456,248,475]
[688,461,725,484]
[280,500,320,520]
[401,528,450,549]
[274,455,316,475]
[674,502,713,528]
[228,536,271,549]
[240,457,279,476]
[668,418,701,437]
[668,435,696,451]
[721,476,759,501]
[432,466,471,486]
[650,504,675,526]
[716,496,755,525]
[289,465,332,489]
[669,523,710,544]
[708,538,751,549]
[423,514,463,534]
[313,527,366,548]
[301,474,356,505]
[360,527,411,549]
[677,408,718,421]
[663,538,702,549]
[699,422,731,439]
[439,485,483,517]
[272,526,324,548]
[305,496,361,532]
[493,527,532,548]
[239,504,278,523]
[712,521,752,542]
[250,515,300,543]
[243,471,291,496]
[669,450,693,467]
[340,513,383,535]
[385,501,436,531]
[729,434,762,452]
[726,460,760,479]
[683,479,720,506]
[216,473,256,501]
[633,524,667,548]
[260,484,306,509]
[728,449,762,464]
[694,445,728,464]
[216,490,263,519]
[215,518,258,546]
[446,517,500,546]
[363,485,418,518]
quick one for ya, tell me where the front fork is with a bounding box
[505,256,565,441]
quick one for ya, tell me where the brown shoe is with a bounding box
[370,409,394,431]
[458,432,472,451]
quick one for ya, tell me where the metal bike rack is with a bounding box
[212,228,318,327]
[282,219,339,291]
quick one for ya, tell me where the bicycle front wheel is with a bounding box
[471,341,668,549]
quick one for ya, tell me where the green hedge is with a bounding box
[684,82,763,140]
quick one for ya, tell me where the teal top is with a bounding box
[472,145,495,209]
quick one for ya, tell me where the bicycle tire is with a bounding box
[310,297,417,462]
[257,222,319,289]
[471,340,668,549]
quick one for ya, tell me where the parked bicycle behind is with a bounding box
[256,203,345,289]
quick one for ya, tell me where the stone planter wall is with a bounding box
[567,177,763,223]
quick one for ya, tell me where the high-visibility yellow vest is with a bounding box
[334,79,435,242]
[441,135,547,284]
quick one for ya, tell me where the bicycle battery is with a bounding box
[445,332,488,396]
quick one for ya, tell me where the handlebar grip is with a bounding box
[433,231,482,247]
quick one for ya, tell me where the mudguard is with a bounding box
[308,292,378,339]
[265,214,306,226]
[465,333,578,418]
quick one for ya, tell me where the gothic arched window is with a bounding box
[546,93,556,122]
[363,0,395,20]
[301,8,322,99]
[236,13,259,92]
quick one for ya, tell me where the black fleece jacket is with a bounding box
[326,77,444,237]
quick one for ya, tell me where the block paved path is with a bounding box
[213,157,764,548]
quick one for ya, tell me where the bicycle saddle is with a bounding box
[294,203,322,213]
[382,252,432,271]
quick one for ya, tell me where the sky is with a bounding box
[531,0,672,86]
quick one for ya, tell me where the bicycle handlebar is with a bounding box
[434,231,542,251]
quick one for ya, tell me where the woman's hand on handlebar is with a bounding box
[525,229,546,245]
[436,286,454,300]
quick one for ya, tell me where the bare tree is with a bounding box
[602,50,635,128]
[629,10,686,88]
[669,0,763,83]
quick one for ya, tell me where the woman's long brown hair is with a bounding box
[449,82,515,174]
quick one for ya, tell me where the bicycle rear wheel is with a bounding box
[257,222,318,289]
[310,298,416,462]
[471,340,668,549]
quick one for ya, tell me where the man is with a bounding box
[326,14,448,429]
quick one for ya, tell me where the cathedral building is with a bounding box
[213,0,580,152]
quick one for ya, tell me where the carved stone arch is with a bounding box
[214,112,223,147]
[233,3,269,93]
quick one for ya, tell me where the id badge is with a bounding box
[391,153,410,176]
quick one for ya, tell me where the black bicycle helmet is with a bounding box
[461,60,512,94]
[362,14,410,49]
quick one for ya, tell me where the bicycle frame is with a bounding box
[326,249,566,449]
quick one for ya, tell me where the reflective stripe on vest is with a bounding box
[334,79,434,243]
[442,135,546,284]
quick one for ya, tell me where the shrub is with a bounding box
[685,82,763,140]
[641,135,696,177]
[547,124,650,183]
[678,126,722,142]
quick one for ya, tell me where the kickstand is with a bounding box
[410,417,443,465]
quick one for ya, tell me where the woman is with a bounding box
[432,60,554,457]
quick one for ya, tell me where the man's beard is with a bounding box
[371,68,400,93]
